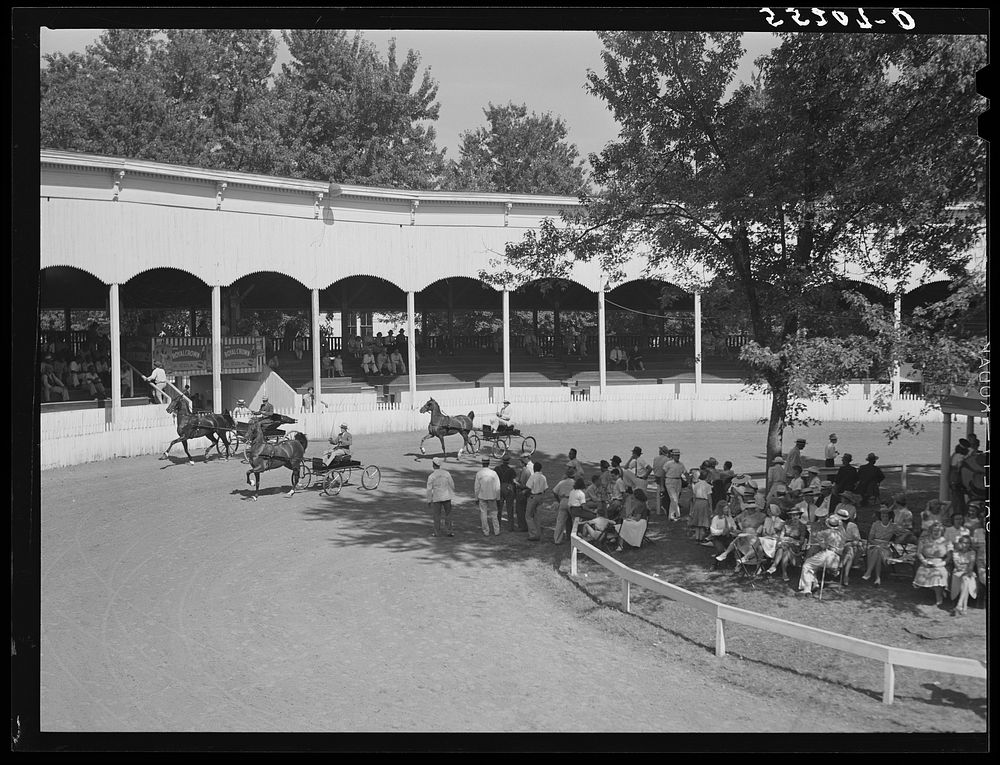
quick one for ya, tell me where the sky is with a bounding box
[39,28,779,163]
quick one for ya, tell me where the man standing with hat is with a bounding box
[663,449,687,521]
[142,360,169,402]
[825,433,839,468]
[832,453,858,514]
[494,454,518,530]
[785,438,806,482]
[652,445,671,515]
[855,453,885,505]
[513,454,533,532]
[426,457,456,537]
[474,457,502,536]
[765,456,787,502]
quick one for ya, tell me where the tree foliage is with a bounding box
[40,29,446,187]
[484,31,986,459]
[443,101,588,195]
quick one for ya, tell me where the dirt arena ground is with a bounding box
[37,419,987,738]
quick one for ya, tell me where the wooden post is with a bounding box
[621,578,631,613]
[715,618,726,657]
[883,662,895,705]
[694,290,703,396]
[570,541,578,577]
[598,285,607,396]
[311,288,321,409]
[901,464,907,492]
[211,286,222,413]
[940,412,952,502]
[407,291,417,407]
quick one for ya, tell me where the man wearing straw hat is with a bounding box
[798,513,846,596]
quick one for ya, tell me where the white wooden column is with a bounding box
[597,284,607,396]
[891,292,902,399]
[311,288,321,411]
[211,285,222,412]
[109,283,122,426]
[940,411,952,502]
[694,290,703,396]
[502,288,511,399]
[407,291,417,406]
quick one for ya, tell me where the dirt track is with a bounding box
[38,420,987,734]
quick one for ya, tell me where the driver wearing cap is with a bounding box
[490,399,514,433]
[324,423,353,466]
[232,398,253,427]
[256,394,274,417]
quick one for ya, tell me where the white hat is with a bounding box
[340,423,349,429]
[432,457,442,467]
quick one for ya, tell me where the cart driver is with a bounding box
[490,399,515,433]
[323,423,353,466]
[232,398,253,434]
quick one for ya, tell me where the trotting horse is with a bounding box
[244,416,308,500]
[419,397,476,459]
[162,394,234,463]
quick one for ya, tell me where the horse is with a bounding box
[244,415,308,500]
[418,397,475,458]
[162,394,235,463]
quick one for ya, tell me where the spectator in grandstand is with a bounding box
[493,326,503,355]
[119,362,133,398]
[913,521,950,606]
[628,344,646,372]
[68,355,83,388]
[292,334,305,361]
[522,330,538,356]
[854,452,885,505]
[332,353,345,377]
[347,335,363,359]
[375,348,391,376]
[41,361,70,401]
[361,348,377,376]
[321,352,334,377]
[384,330,396,353]
[301,387,315,413]
[389,347,406,375]
[609,343,628,371]
[577,332,588,359]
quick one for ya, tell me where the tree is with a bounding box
[484,32,986,461]
[271,30,445,188]
[443,102,588,194]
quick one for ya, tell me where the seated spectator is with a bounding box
[522,331,538,357]
[836,507,862,585]
[949,535,978,615]
[68,356,83,388]
[579,506,614,543]
[912,521,950,606]
[623,488,649,521]
[862,503,898,586]
[376,349,391,376]
[798,514,846,595]
[82,363,107,399]
[41,362,70,401]
[943,512,969,548]
[119,363,133,398]
[757,503,786,562]
[584,474,606,514]
[787,464,806,493]
[389,348,406,374]
[322,353,334,377]
[854,452,885,504]
[919,499,950,537]
[615,490,649,551]
[708,501,739,564]
[889,494,914,543]
[609,344,628,371]
[714,517,761,568]
[767,506,808,580]
[836,491,860,523]
[628,344,645,371]
[361,349,377,375]
[267,352,280,371]
[347,335,363,359]
[332,353,345,377]
[607,468,626,519]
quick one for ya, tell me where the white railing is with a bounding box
[39,390,972,470]
[569,524,986,705]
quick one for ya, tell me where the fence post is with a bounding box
[621,578,631,613]
[715,617,727,657]
[570,539,578,577]
[883,662,895,705]
[901,464,907,493]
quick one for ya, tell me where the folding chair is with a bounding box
[886,542,917,579]
[733,534,768,588]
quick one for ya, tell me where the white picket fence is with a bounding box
[39,386,944,470]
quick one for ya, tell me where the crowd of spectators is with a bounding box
[334,330,416,379]
[40,323,121,403]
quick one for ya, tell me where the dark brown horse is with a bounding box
[418,397,475,458]
[162,395,234,463]
[244,415,308,500]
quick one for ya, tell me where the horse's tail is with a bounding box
[294,432,308,449]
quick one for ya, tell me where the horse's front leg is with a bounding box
[419,432,433,454]
[161,437,182,459]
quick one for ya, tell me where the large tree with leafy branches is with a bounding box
[483,31,986,461]
[443,101,588,194]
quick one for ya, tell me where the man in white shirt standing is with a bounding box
[143,360,169,402]
[474,457,502,536]
[426,457,456,537]
[663,449,688,521]
[825,433,839,468]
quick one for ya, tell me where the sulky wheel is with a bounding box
[520,436,537,456]
[491,435,509,460]
[297,464,313,490]
[362,465,381,490]
[323,470,344,496]
[466,433,481,456]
